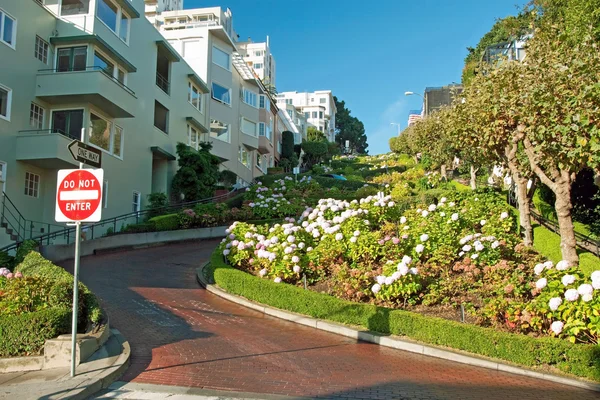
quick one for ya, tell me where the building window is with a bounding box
[212,46,230,70]
[35,36,49,64]
[94,51,114,76]
[312,111,317,119]
[287,109,293,119]
[51,109,83,139]
[319,111,324,119]
[24,172,40,198]
[259,95,269,109]
[242,88,258,108]
[241,118,257,137]
[0,84,11,121]
[132,191,141,213]
[153,101,169,133]
[210,119,230,142]
[187,124,199,150]
[117,68,126,85]
[102,180,108,208]
[320,98,326,104]
[254,63,263,69]
[258,122,265,137]
[188,82,202,111]
[156,53,170,94]
[119,13,129,43]
[285,99,293,105]
[97,0,118,31]
[239,146,251,169]
[0,8,16,49]
[304,112,309,119]
[57,46,87,72]
[211,82,231,105]
[0,161,7,193]
[254,50,263,56]
[60,0,90,16]
[89,112,125,157]
[30,103,45,129]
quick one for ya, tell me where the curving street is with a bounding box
[60,240,600,400]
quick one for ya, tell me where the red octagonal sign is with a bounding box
[55,169,104,222]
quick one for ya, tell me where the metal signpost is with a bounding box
[56,138,103,378]
[293,166,300,182]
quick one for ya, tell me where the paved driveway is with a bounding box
[60,241,600,400]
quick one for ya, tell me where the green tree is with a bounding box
[307,126,326,142]
[301,140,329,169]
[334,96,368,154]
[171,142,222,202]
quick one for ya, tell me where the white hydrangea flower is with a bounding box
[298,242,305,249]
[384,276,394,285]
[350,236,357,243]
[449,202,455,207]
[474,243,484,252]
[471,253,479,259]
[259,268,267,277]
[578,284,593,296]
[307,247,313,252]
[335,233,343,241]
[543,261,554,269]
[293,265,301,273]
[415,244,425,253]
[398,263,409,275]
[550,320,564,335]
[561,275,576,286]
[421,210,429,217]
[428,204,436,212]
[592,271,600,281]
[403,225,410,230]
[376,275,386,285]
[354,230,360,237]
[409,267,418,275]
[582,293,593,302]
[556,260,570,271]
[451,213,459,221]
[371,283,381,294]
[402,255,412,265]
[459,251,465,257]
[491,241,500,249]
[536,278,548,290]
[292,256,300,263]
[534,264,545,275]
[400,216,407,224]
[440,212,446,217]
[500,212,509,220]
[549,297,562,311]
[420,234,429,242]
[274,277,282,283]
[564,289,579,302]
[223,249,230,256]
[462,244,472,252]
[480,220,486,226]
[392,271,402,280]
[440,197,447,203]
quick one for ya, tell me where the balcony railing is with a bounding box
[156,72,170,95]
[18,128,79,141]
[38,66,136,97]
[162,20,219,30]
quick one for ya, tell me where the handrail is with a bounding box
[1,192,25,243]
[530,210,599,256]
[37,66,136,97]
[156,72,170,94]
[0,189,242,253]
[18,128,79,141]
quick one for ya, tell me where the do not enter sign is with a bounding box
[55,169,104,222]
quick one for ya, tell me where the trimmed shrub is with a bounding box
[14,240,39,266]
[208,250,600,382]
[0,250,15,271]
[147,214,180,231]
[122,223,154,233]
[225,193,245,209]
[0,308,71,357]
[355,185,380,198]
[312,176,366,191]
[146,192,169,220]
[281,131,295,159]
[267,167,284,175]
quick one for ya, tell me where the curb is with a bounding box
[197,262,600,394]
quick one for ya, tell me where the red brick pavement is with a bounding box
[60,241,600,400]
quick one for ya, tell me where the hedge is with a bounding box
[0,307,71,357]
[16,251,102,326]
[312,176,368,191]
[208,250,600,382]
[148,214,180,231]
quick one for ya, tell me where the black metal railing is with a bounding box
[0,189,242,254]
[37,66,136,97]
[18,128,79,141]
[156,72,170,94]
[531,210,600,256]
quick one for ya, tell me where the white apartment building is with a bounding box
[144,0,183,25]
[237,37,276,87]
[154,7,278,186]
[277,91,336,142]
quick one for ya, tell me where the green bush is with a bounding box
[123,223,154,233]
[219,170,237,188]
[267,167,284,175]
[146,192,169,220]
[0,250,15,271]
[312,176,366,191]
[147,214,180,231]
[14,240,39,266]
[225,193,245,209]
[208,250,600,381]
[15,251,102,326]
[0,308,71,357]
[355,185,380,198]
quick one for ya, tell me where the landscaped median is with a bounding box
[206,249,600,386]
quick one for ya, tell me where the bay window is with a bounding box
[97,0,130,43]
[242,88,257,108]
[51,109,84,139]
[88,111,123,157]
[57,46,87,72]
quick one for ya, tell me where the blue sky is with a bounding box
[186,0,525,154]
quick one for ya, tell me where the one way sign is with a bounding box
[68,140,102,169]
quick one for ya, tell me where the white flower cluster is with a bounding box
[457,234,499,259]
[372,255,417,294]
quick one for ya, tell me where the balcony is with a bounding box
[258,135,272,155]
[16,130,79,170]
[36,67,136,118]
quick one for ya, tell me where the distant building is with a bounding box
[276,91,337,142]
[237,38,276,87]
[483,36,530,65]
[144,0,184,25]
[407,109,423,126]
[423,84,463,116]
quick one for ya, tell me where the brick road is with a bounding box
[60,241,600,400]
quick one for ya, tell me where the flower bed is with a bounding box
[0,251,101,357]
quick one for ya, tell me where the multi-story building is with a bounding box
[237,37,276,87]
[144,0,183,25]
[154,7,279,186]
[423,84,463,116]
[0,0,212,247]
[277,90,336,142]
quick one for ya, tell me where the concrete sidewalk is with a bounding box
[0,329,130,400]
[92,382,307,400]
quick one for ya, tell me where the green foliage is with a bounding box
[15,240,39,266]
[171,142,221,202]
[0,250,15,271]
[148,214,180,231]
[301,140,329,169]
[146,192,169,219]
[355,185,380,199]
[267,167,284,175]
[208,250,600,381]
[219,169,237,188]
[225,193,245,209]
[281,131,295,159]
[0,308,71,357]
[334,96,368,154]
[307,126,326,142]
[389,135,410,155]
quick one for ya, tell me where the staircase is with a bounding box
[1,191,25,244]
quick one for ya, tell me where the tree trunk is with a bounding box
[470,165,478,190]
[440,164,447,181]
[554,180,579,265]
[514,176,534,246]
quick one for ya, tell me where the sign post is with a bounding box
[68,140,102,169]
[56,167,103,377]
[293,166,299,182]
